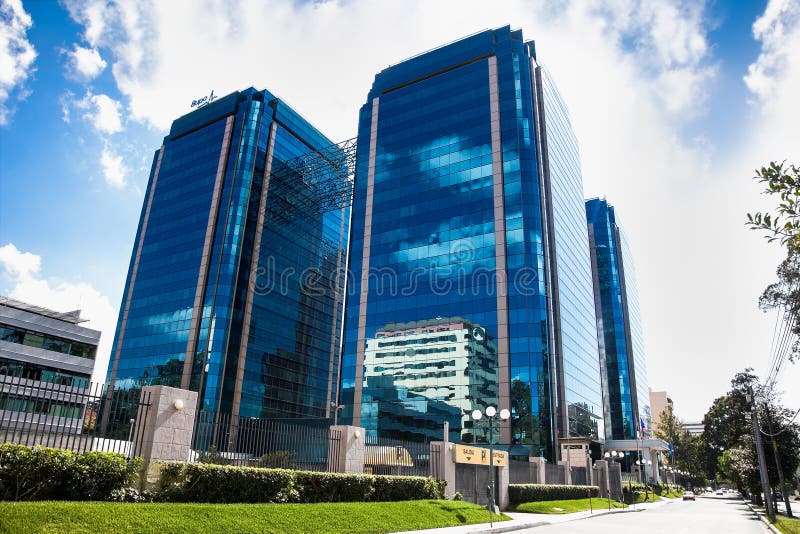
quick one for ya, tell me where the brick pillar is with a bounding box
[133,385,197,463]
[608,461,623,501]
[594,460,610,498]
[559,460,572,485]
[329,425,365,473]
[530,456,546,483]
[497,462,510,510]
[430,441,456,498]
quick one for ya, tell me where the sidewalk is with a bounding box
[396,497,675,534]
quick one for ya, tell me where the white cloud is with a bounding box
[59,90,128,189]
[0,0,36,125]
[100,145,128,187]
[0,242,40,278]
[65,44,107,80]
[0,243,117,384]
[62,0,111,48]
[745,0,800,102]
[80,92,123,134]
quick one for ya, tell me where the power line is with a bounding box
[765,295,798,395]
[759,407,800,437]
[765,306,784,381]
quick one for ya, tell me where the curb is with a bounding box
[397,498,671,534]
[430,503,650,534]
[744,502,781,534]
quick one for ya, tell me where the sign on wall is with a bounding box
[454,444,508,467]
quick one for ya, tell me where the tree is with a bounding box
[654,403,681,445]
[759,254,800,363]
[726,436,761,499]
[654,404,707,484]
[701,369,800,500]
[703,370,757,452]
[761,404,800,495]
[747,161,800,253]
[747,161,800,363]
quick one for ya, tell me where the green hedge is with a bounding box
[509,484,599,504]
[0,443,142,501]
[158,462,446,503]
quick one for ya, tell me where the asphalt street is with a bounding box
[514,495,772,534]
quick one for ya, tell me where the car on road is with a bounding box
[683,491,696,501]
[716,490,723,495]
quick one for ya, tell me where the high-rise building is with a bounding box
[649,387,672,428]
[586,198,650,440]
[0,296,99,432]
[106,88,351,420]
[340,26,603,458]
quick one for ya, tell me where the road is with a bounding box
[515,495,772,534]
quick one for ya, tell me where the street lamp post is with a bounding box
[586,447,593,514]
[604,450,623,505]
[330,402,344,426]
[471,405,510,527]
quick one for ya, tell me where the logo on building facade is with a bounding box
[191,90,217,109]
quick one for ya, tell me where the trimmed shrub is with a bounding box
[372,475,445,502]
[0,443,142,501]
[157,462,447,504]
[509,484,600,504]
[622,482,646,494]
[294,471,374,503]
[158,463,297,503]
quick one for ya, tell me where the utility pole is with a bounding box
[748,387,775,522]
[766,407,793,518]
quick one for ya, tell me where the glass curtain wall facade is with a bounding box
[340,26,602,458]
[106,88,350,421]
[586,198,649,440]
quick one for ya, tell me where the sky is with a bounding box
[0,0,798,423]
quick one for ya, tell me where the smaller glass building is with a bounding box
[0,296,99,431]
[585,198,650,440]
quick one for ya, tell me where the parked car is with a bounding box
[683,491,696,501]
[716,490,723,495]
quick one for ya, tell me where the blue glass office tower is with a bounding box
[106,88,350,420]
[585,198,649,440]
[340,26,603,459]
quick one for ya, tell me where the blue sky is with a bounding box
[1,0,798,421]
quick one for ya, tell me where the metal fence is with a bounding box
[545,463,566,484]
[570,466,588,485]
[363,434,431,477]
[191,410,337,472]
[509,458,540,484]
[0,375,150,459]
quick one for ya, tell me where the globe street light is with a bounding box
[471,405,510,527]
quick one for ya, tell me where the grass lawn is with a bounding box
[773,515,800,534]
[514,498,627,514]
[0,500,510,534]
[626,492,661,504]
